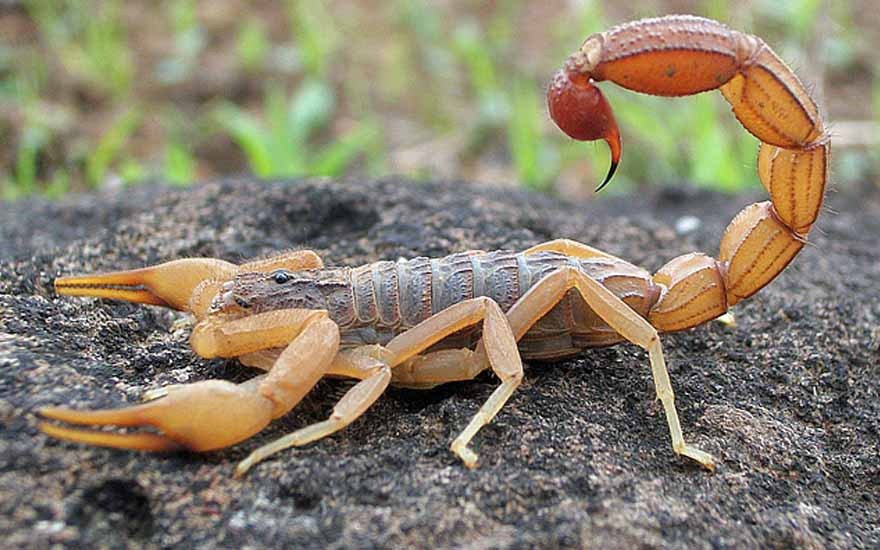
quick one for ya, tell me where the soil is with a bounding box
[0,177,878,548]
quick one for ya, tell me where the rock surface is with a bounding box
[1,177,878,548]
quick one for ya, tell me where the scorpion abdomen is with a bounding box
[339,250,658,359]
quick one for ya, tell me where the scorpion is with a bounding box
[40,15,828,477]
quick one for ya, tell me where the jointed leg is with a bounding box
[386,297,523,467]
[235,349,391,476]
[234,345,491,473]
[391,348,488,389]
[239,349,283,371]
[504,267,714,469]
[242,297,523,470]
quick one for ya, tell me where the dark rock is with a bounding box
[1,177,878,547]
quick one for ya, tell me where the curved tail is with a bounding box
[548,15,828,332]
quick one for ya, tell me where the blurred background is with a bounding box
[1,0,877,200]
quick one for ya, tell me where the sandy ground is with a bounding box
[0,177,878,548]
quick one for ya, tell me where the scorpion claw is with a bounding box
[37,421,183,452]
[54,258,237,312]
[38,380,275,453]
[52,268,172,307]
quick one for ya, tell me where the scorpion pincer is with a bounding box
[42,15,828,477]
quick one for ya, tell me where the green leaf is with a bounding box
[287,0,337,78]
[311,121,381,176]
[287,79,335,143]
[86,106,141,188]
[214,103,274,177]
[236,17,269,71]
[508,80,541,189]
[165,142,196,186]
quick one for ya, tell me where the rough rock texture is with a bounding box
[1,177,877,548]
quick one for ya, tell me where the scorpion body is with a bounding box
[231,250,657,360]
[40,15,829,477]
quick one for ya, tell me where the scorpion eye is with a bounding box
[271,270,292,285]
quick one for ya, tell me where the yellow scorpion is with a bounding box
[41,16,828,477]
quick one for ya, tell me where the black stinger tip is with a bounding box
[594,159,618,193]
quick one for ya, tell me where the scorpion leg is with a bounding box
[235,349,391,477]
[505,267,715,470]
[236,298,521,471]
[391,348,488,389]
[39,309,339,454]
[238,349,284,371]
[235,347,490,474]
[377,298,523,468]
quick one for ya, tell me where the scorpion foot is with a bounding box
[676,443,716,471]
[450,440,479,469]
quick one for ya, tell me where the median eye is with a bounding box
[271,270,292,284]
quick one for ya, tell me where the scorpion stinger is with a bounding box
[547,65,622,192]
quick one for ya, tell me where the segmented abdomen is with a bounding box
[339,250,657,360]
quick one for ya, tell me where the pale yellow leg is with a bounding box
[391,348,488,389]
[235,349,391,477]
[504,267,715,469]
[378,297,523,467]
[190,309,329,358]
[239,349,283,371]
[234,346,495,474]
[236,297,523,471]
[238,344,489,385]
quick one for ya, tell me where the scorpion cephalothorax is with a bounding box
[41,15,827,477]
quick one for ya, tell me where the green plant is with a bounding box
[286,0,338,78]
[236,17,270,72]
[214,81,382,179]
[156,0,205,84]
[451,18,561,190]
[508,79,558,191]
[27,0,133,98]
[85,106,142,188]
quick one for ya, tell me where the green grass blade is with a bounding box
[165,142,196,186]
[213,103,274,177]
[85,106,141,188]
[310,120,382,177]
